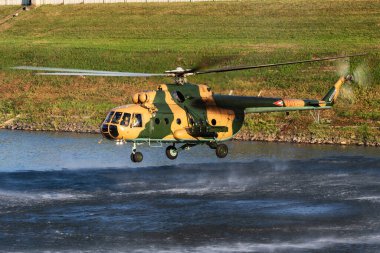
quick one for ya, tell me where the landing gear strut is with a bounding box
[130,143,143,163]
[165,145,178,160]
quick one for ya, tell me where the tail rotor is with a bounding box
[334,58,371,104]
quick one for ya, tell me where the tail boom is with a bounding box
[322,76,346,106]
[214,76,347,114]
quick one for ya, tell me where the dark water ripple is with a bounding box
[0,155,380,252]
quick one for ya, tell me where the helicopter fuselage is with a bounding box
[100,76,346,149]
[101,83,246,143]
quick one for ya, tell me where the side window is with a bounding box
[111,112,123,124]
[120,113,131,126]
[132,114,143,128]
[171,91,185,103]
[105,111,115,123]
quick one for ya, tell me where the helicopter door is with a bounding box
[149,115,154,139]
[227,110,233,124]
[148,113,173,140]
[148,113,160,139]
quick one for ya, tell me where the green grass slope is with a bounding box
[0,0,379,145]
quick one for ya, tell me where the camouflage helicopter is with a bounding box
[14,54,362,162]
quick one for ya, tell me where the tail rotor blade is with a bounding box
[336,58,350,77]
[353,62,371,87]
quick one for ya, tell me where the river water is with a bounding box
[0,129,379,252]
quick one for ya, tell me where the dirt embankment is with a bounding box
[235,130,379,147]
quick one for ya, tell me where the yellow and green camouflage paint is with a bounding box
[101,76,346,144]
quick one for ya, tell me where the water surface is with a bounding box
[0,130,379,252]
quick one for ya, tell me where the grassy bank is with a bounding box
[0,0,379,145]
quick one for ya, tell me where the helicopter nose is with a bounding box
[101,124,119,140]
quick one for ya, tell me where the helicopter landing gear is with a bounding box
[166,145,178,160]
[208,142,229,158]
[215,143,228,158]
[130,143,143,163]
[131,152,143,163]
[207,142,228,158]
[165,143,197,160]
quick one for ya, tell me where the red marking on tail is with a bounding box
[274,100,284,107]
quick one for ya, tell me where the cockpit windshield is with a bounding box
[105,111,115,123]
[105,111,142,127]
[111,112,123,124]
[120,113,131,126]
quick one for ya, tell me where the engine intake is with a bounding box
[132,91,156,104]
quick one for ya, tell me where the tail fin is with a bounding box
[322,75,350,106]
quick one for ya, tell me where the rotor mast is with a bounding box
[165,67,194,85]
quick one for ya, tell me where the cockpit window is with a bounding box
[105,111,115,123]
[132,114,142,128]
[120,113,131,126]
[111,112,123,124]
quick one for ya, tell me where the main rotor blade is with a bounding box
[12,66,119,73]
[12,66,167,77]
[195,54,367,75]
[186,55,237,73]
[36,72,167,77]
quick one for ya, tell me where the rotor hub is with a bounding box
[165,67,194,85]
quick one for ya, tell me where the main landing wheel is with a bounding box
[166,145,178,160]
[215,144,228,158]
[131,151,143,163]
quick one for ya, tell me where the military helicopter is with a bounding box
[14,54,363,162]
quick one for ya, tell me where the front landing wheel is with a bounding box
[166,145,178,160]
[215,144,228,158]
[131,152,143,163]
